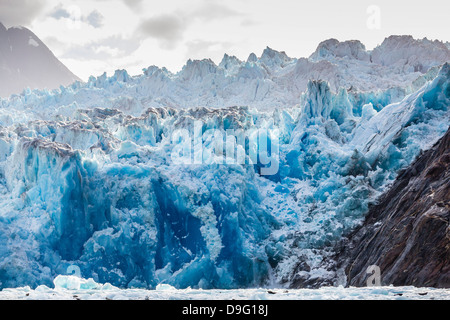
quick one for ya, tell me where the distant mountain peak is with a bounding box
[247,52,257,63]
[372,35,450,72]
[0,23,80,97]
[180,58,219,81]
[260,46,293,67]
[310,38,370,62]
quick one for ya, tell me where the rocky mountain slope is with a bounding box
[0,22,80,97]
[335,128,450,288]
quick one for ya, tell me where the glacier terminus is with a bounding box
[0,35,449,295]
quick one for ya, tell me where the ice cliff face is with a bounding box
[0,36,449,290]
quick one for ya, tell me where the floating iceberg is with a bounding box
[53,275,116,291]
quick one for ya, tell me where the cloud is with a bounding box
[98,35,141,54]
[0,0,46,27]
[240,18,259,27]
[49,4,71,20]
[94,0,143,11]
[43,35,67,52]
[185,39,234,62]
[136,2,246,50]
[122,0,143,10]
[85,10,104,28]
[48,4,104,29]
[190,2,243,22]
[60,34,142,61]
[138,13,186,49]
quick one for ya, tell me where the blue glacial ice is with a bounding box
[0,62,448,290]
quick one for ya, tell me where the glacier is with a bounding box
[0,37,449,291]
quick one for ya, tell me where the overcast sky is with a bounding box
[1,0,448,81]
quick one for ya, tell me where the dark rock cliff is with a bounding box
[336,128,450,288]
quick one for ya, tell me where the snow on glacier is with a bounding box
[0,47,448,290]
